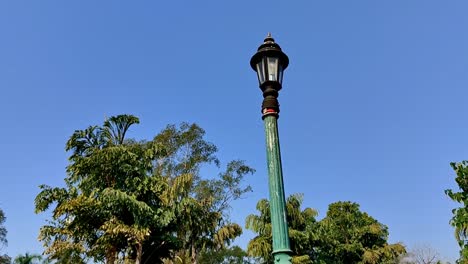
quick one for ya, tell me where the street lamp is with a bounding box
[250,33,292,264]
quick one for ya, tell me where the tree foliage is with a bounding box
[446,161,468,263]
[246,194,318,264]
[35,115,254,264]
[0,208,10,264]
[246,196,406,264]
[316,201,406,264]
[157,124,254,264]
[13,252,42,264]
[0,209,5,249]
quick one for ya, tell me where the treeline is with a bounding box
[0,114,465,263]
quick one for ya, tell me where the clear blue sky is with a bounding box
[0,1,467,262]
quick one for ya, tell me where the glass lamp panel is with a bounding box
[256,60,266,85]
[278,64,283,84]
[267,57,279,81]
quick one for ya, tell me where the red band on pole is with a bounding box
[264,108,277,114]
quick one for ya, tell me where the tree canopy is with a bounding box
[315,201,406,264]
[246,193,317,264]
[446,161,468,263]
[198,246,258,264]
[35,115,254,264]
[0,208,10,264]
[246,195,406,264]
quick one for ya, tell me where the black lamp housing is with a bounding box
[250,34,289,115]
[250,33,289,91]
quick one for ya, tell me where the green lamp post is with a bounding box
[250,33,292,263]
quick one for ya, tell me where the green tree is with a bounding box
[446,161,468,263]
[0,208,5,249]
[14,253,42,264]
[245,194,318,264]
[36,115,253,264]
[35,115,192,263]
[0,208,10,264]
[246,197,406,264]
[316,201,406,264]
[154,124,254,264]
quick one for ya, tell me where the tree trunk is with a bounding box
[135,243,143,264]
[191,243,197,264]
[106,247,117,264]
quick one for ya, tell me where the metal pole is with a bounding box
[263,111,292,264]
[250,34,292,263]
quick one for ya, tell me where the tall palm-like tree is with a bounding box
[36,114,169,264]
[246,194,318,264]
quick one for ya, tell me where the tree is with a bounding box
[245,194,318,264]
[246,197,406,264]
[14,253,42,264]
[446,161,468,263]
[35,115,170,263]
[316,201,406,264]
[0,208,10,264]
[155,124,254,263]
[35,115,253,264]
[0,254,10,264]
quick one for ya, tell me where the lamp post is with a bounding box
[250,33,292,264]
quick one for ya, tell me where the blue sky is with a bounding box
[0,1,467,262]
